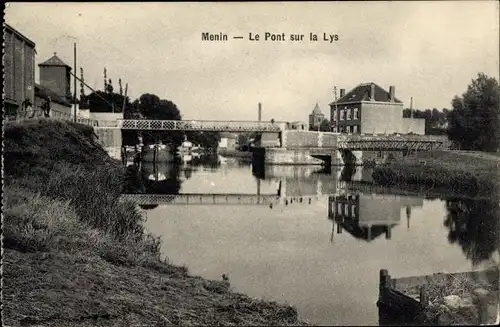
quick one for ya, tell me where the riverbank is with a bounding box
[372,150,500,196]
[218,149,253,159]
[3,119,307,326]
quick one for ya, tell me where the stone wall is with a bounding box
[285,130,320,147]
[255,147,324,165]
[94,127,122,149]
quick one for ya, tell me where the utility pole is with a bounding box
[333,86,338,133]
[121,83,128,113]
[73,43,77,122]
[409,96,414,134]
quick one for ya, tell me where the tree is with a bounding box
[447,73,500,152]
[83,90,131,113]
[319,118,331,132]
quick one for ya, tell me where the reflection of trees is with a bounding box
[139,204,158,210]
[340,165,356,182]
[444,195,500,266]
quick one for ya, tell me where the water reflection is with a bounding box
[444,195,500,266]
[328,193,423,242]
[122,156,500,325]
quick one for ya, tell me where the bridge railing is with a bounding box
[118,119,286,132]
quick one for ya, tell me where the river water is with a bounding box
[122,154,500,326]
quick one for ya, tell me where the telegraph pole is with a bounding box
[73,43,77,122]
[333,86,338,132]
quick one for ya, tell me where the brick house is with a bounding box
[35,53,73,115]
[330,83,410,134]
[3,23,36,115]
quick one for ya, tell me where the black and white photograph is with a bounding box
[2,1,500,326]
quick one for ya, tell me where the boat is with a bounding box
[142,142,175,162]
[141,161,174,182]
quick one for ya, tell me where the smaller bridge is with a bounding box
[337,134,446,151]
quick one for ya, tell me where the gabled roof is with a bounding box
[39,53,71,68]
[330,82,403,105]
[35,83,71,107]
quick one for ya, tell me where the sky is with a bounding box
[5,1,499,122]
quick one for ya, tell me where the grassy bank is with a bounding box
[3,119,307,326]
[372,150,500,196]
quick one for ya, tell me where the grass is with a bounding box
[2,118,307,326]
[372,150,500,196]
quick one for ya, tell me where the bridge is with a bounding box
[6,111,448,165]
[118,119,285,133]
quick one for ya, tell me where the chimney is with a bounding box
[340,89,345,98]
[370,83,375,101]
[258,102,262,121]
[389,86,395,102]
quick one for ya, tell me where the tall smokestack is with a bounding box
[340,89,345,98]
[389,86,395,102]
[370,83,375,101]
[258,102,262,121]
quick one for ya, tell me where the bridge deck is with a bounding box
[119,119,285,132]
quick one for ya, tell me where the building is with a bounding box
[218,133,238,150]
[329,82,425,135]
[308,102,326,130]
[35,53,73,115]
[289,121,308,130]
[3,23,36,115]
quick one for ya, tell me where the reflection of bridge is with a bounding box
[120,193,281,205]
[119,180,453,206]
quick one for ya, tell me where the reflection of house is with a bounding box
[308,103,325,130]
[3,24,36,115]
[329,83,425,135]
[328,193,424,241]
[35,53,74,115]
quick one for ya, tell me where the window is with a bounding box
[354,108,359,119]
[332,109,337,121]
[341,110,345,120]
[344,204,349,216]
[351,205,356,216]
[337,203,342,214]
[353,125,358,133]
[347,109,352,120]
